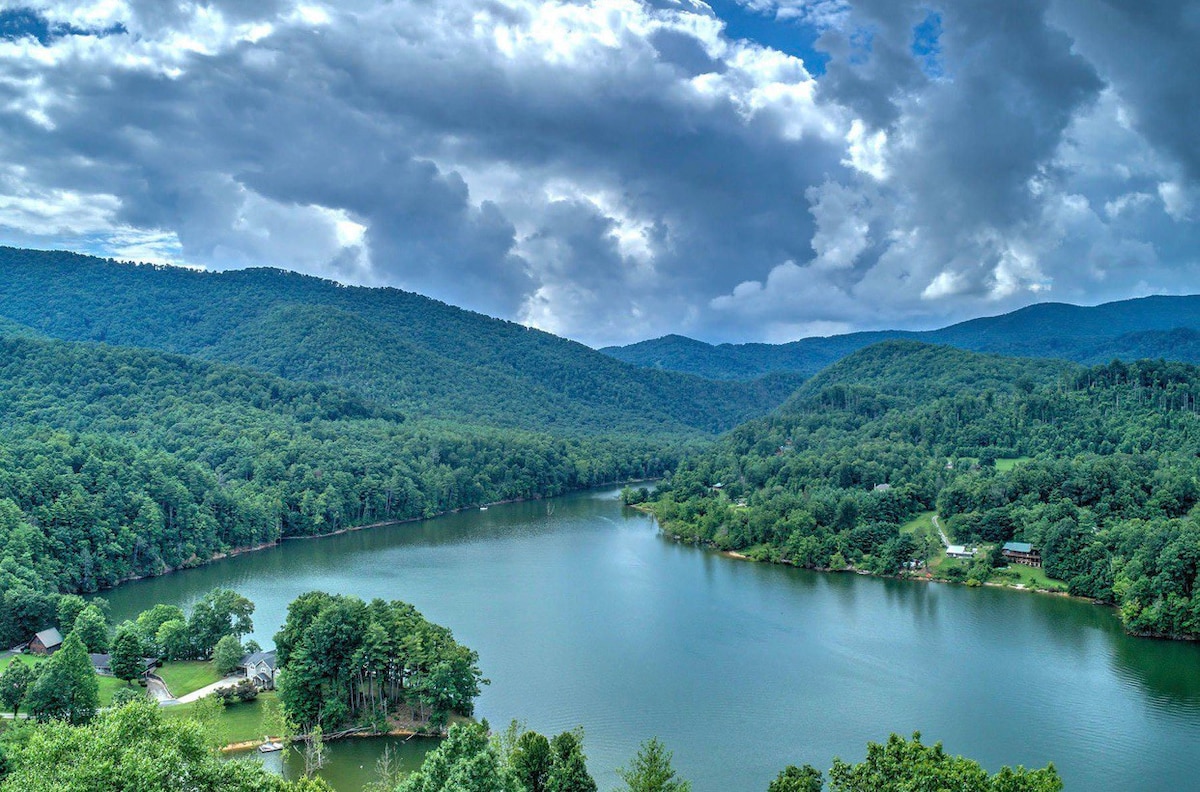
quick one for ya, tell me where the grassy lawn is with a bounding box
[995,456,1033,472]
[900,511,936,535]
[162,691,276,746]
[0,653,43,673]
[993,563,1068,592]
[157,660,224,697]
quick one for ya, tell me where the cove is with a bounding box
[102,488,1200,791]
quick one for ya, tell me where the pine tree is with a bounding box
[615,738,690,792]
[110,625,147,684]
[545,731,597,792]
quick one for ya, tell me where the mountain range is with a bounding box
[602,296,1200,380]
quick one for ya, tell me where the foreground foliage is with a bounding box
[0,699,330,792]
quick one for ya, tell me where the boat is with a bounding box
[259,738,284,753]
[479,506,488,511]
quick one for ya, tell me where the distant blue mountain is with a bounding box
[601,296,1200,379]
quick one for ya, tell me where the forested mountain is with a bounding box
[647,342,1200,639]
[0,247,800,435]
[0,333,681,645]
[603,295,1200,379]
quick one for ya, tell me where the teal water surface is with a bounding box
[104,488,1200,791]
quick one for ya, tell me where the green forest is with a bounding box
[0,247,801,436]
[646,342,1200,639]
[0,332,682,646]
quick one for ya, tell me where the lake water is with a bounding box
[103,488,1200,791]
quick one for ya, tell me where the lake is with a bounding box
[103,487,1200,791]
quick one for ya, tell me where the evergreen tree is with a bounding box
[545,731,597,792]
[510,730,553,792]
[616,738,690,792]
[109,625,146,684]
[24,632,99,724]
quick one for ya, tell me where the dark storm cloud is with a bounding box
[0,0,1196,345]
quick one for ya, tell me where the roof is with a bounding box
[946,545,975,556]
[90,653,156,671]
[1003,542,1034,554]
[240,649,277,670]
[34,628,63,648]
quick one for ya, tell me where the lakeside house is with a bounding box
[89,653,157,678]
[946,545,976,559]
[1002,541,1043,568]
[29,627,63,655]
[240,649,278,690]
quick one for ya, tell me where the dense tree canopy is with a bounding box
[649,344,1200,638]
[276,592,486,732]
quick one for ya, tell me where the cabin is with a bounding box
[240,649,278,690]
[29,627,63,655]
[946,545,976,559]
[89,653,157,677]
[1002,541,1042,568]
[873,483,892,492]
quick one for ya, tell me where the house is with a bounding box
[89,653,157,677]
[1002,541,1042,568]
[29,627,63,655]
[873,483,892,492]
[240,649,278,690]
[946,545,976,559]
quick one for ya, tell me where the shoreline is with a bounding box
[220,727,435,754]
[96,478,656,594]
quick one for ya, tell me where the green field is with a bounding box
[161,691,277,746]
[900,511,936,535]
[156,660,224,698]
[993,563,1068,591]
[995,456,1033,472]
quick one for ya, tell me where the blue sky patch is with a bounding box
[705,0,830,75]
[0,8,126,45]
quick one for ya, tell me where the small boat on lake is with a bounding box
[259,738,284,753]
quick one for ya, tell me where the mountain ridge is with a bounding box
[602,294,1200,379]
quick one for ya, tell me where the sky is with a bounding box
[0,1,1197,347]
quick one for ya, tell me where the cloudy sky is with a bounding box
[0,1,1197,346]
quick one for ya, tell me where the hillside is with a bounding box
[0,333,681,645]
[0,247,801,436]
[648,341,1200,640]
[603,295,1200,379]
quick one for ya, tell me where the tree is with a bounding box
[72,605,110,654]
[188,589,255,658]
[24,632,99,725]
[134,604,185,656]
[109,625,146,684]
[55,595,87,637]
[826,733,1061,792]
[303,725,327,778]
[768,765,824,792]
[0,660,34,716]
[213,634,244,676]
[0,698,333,792]
[510,730,554,792]
[546,731,597,792]
[397,722,514,792]
[616,738,690,792]
[156,619,192,661]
